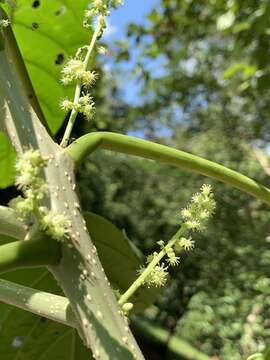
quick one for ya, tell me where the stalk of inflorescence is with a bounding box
[60,1,123,148]
[118,184,216,312]
[118,226,188,308]
[60,18,102,148]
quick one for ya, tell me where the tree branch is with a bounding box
[65,132,270,205]
[0,278,77,327]
[0,237,61,274]
[0,206,27,240]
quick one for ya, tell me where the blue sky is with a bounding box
[102,0,161,105]
[106,0,158,40]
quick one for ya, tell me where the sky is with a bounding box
[105,0,158,40]
[101,0,160,105]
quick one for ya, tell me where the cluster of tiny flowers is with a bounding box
[138,263,169,288]
[9,150,70,242]
[15,149,47,189]
[135,184,215,289]
[147,264,168,288]
[40,208,70,242]
[84,0,123,19]
[180,184,216,231]
[61,59,98,88]
[0,19,10,28]
[60,94,95,121]
[176,237,195,251]
[10,149,47,221]
[166,247,180,266]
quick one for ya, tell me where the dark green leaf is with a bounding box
[85,212,159,313]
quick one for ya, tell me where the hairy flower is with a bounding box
[60,99,74,112]
[148,263,168,287]
[0,19,10,28]
[166,248,180,266]
[80,103,95,120]
[40,211,70,242]
[177,237,195,251]
[78,94,93,106]
[81,70,98,87]
[61,59,85,85]
[9,196,34,221]
[15,149,47,190]
[181,184,215,231]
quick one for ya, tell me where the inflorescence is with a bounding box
[118,184,215,310]
[9,149,70,242]
[60,0,123,144]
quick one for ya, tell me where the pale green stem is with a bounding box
[60,17,103,148]
[0,237,61,274]
[0,279,77,327]
[65,132,270,205]
[0,206,27,240]
[118,227,185,306]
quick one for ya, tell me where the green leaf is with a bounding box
[0,132,16,189]
[11,0,91,134]
[84,212,159,313]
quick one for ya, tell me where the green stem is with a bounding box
[0,237,61,273]
[60,17,102,148]
[0,206,27,240]
[65,131,270,205]
[118,227,185,306]
[0,279,76,327]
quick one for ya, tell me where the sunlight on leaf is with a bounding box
[11,0,91,134]
[0,132,16,189]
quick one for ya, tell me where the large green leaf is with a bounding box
[0,132,16,189]
[11,0,91,134]
[85,212,159,313]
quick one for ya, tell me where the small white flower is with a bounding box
[60,99,74,111]
[0,19,10,28]
[177,237,195,251]
[41,211,70,242]
[148,263,168,287]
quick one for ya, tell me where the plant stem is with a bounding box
[0,206,27,240]
[118,227,185,306]
[65,131,270,205]
[0,279,77,327]
[60,17,102,148]
[0,237,61,273]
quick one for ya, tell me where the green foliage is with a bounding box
[10,0,91,134]
[84,212,159,312]
[0,132,16,188]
